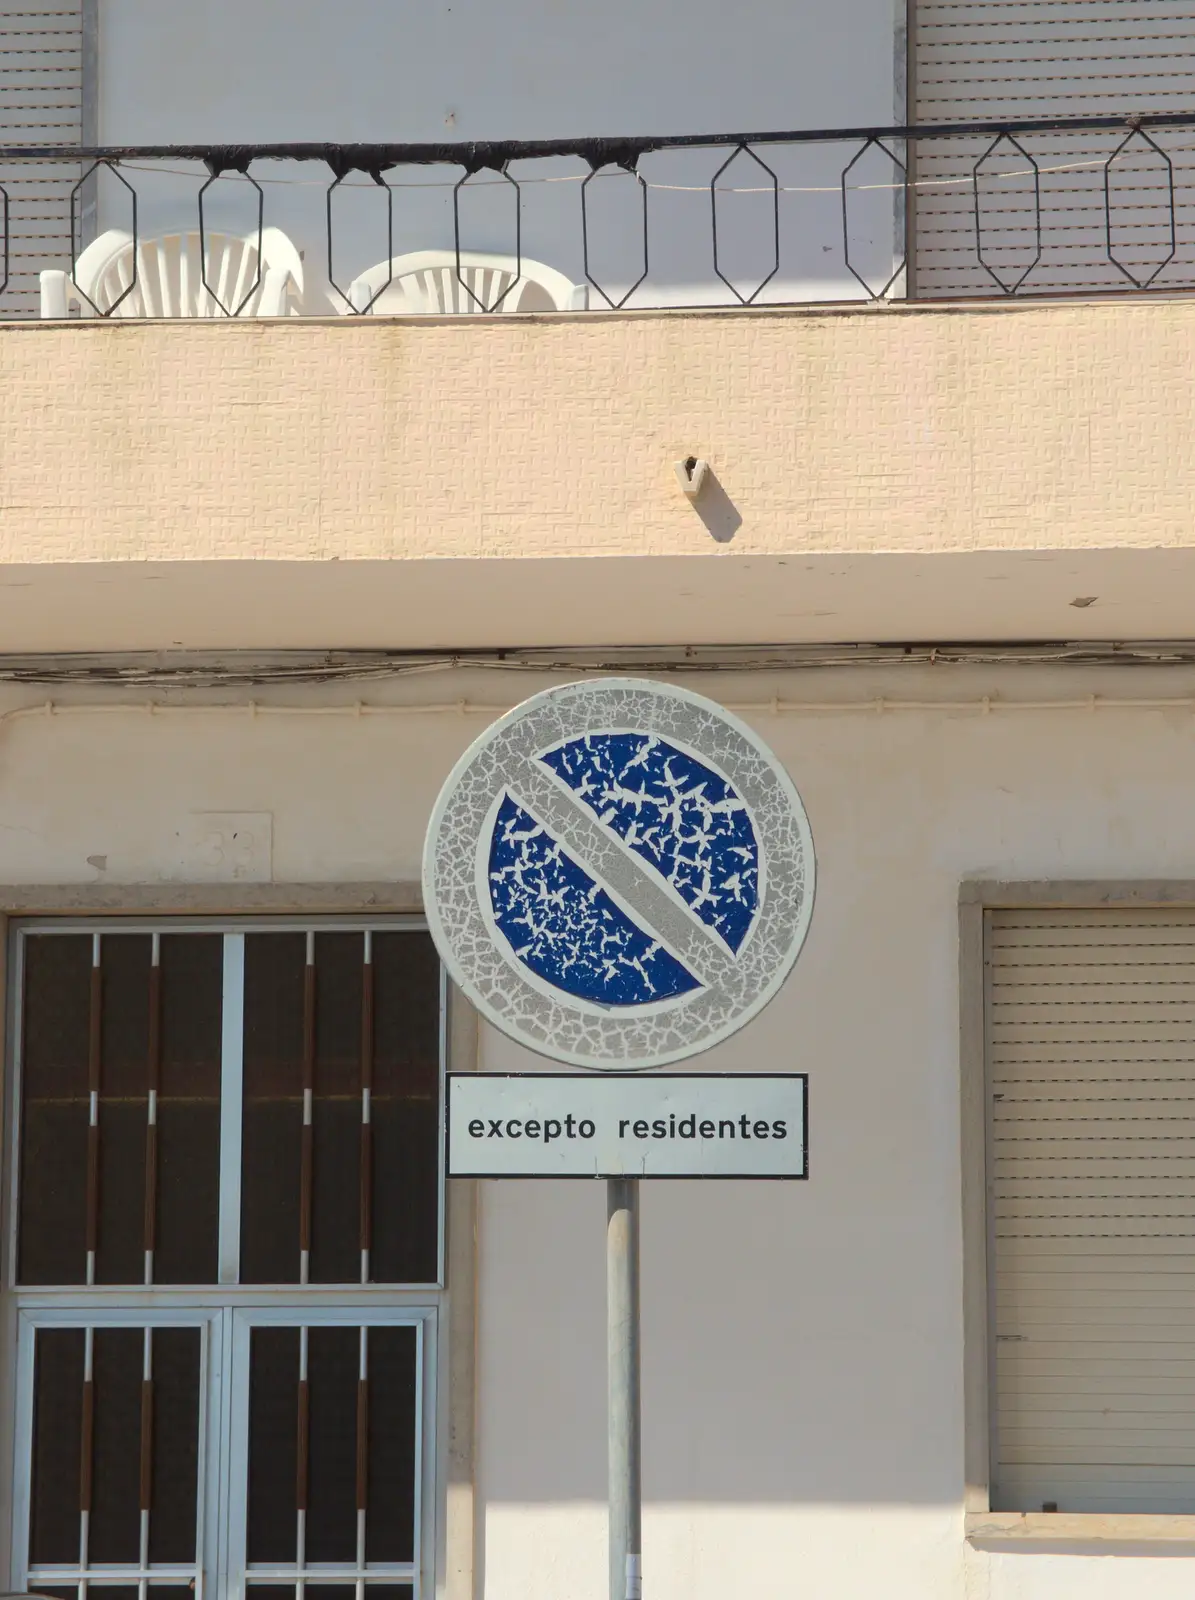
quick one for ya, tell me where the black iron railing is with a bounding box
[3,111,1195,316]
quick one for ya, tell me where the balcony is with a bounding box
[2,118,1195,654]
[4,115,1195,315]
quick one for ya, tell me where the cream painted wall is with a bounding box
[2,660,1195,1598]
[6,301,1195,648]
[11,303,1195,565]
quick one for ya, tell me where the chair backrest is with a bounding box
[72,226,303,317]
[348,249,585,314]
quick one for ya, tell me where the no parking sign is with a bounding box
[422,677,816,1069]
[421,677,816,1600]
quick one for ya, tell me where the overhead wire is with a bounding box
[112,154,1153,194]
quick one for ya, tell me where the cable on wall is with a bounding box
[4,692,1195,733]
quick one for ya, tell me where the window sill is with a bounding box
[967,1512,1195,1553]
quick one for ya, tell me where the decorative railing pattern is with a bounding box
[3,113,1195,316]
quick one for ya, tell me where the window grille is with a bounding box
[7,921,443,1600]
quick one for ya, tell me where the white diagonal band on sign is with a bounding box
[507,764,743,994]
[535,757,750,955]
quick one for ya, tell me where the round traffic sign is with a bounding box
[422,678,815,1069]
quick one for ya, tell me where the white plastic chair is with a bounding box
[340,249,587,314]
[39,226,304,318]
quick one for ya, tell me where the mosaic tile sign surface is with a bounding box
[422,678,816,1070]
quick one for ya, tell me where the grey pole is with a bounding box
[607,1176,642,1600]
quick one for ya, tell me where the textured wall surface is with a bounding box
[4,300,1195,648]
[0,662,1194,1597]
[3,300,1195,564]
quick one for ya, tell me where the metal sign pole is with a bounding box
[607,1176,642,1600]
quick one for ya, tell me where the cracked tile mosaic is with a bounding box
[423,679,815,1070]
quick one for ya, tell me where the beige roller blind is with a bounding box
[0,2,82,317]
[990,908,1195,1514]
[912,0,1195,296]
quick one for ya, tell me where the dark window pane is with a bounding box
[307,1325,359,1562]
[307,1590,361,1600]
[361,1589,413,1600]
[365,1326,418,1564]
[246,1590,299,1600]
[370,935,440,1285]
[99,936,151,1095]
[30,1328,84,1565]
[156,935,222,1285]
[241,935,305,1284]
[247,1326,299,1563]
[311,935,363,1285]
[313,1098,361,1285]
[19,936,91,1284]
[90,1327,143,1563]
[149,1327,201,1564]
[79,1589,138,1600]
[35,1589,84,1600]
[143,1589,193,1600]
[97,1101,149,1287]
[97,937,151,1285]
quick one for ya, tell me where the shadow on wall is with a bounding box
[690,467,743,543]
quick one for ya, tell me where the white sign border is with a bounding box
[445,1072,811,1180]
[422,678,816,1070]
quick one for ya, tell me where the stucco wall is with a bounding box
[5,301,1195,648]
[3,660,1195,1598]
[8,302,1195,564]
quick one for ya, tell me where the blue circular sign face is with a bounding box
[423,679,815,1069]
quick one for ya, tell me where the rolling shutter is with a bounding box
[989,908,1195,1514]
[912,0,1195,296]
[0,2,82,317]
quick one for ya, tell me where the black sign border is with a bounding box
[445,1071,809,1180]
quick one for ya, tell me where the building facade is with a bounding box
[5,6,1195,1600]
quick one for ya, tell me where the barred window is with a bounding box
[9,922,443,1600]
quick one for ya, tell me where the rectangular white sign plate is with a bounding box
[446,1073,808,1179]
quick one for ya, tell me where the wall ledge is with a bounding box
[966,1511,1195,1552]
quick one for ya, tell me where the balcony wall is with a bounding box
[3,297,1195,651]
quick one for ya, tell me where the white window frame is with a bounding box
[11,1305,223,1600]
[2,915,447,1600]
[226,1306,435,1600]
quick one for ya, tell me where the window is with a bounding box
[912,0,1195,298]
[6,921,444,1600]
[986,907,1195,1514]
[0,2,85,318]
